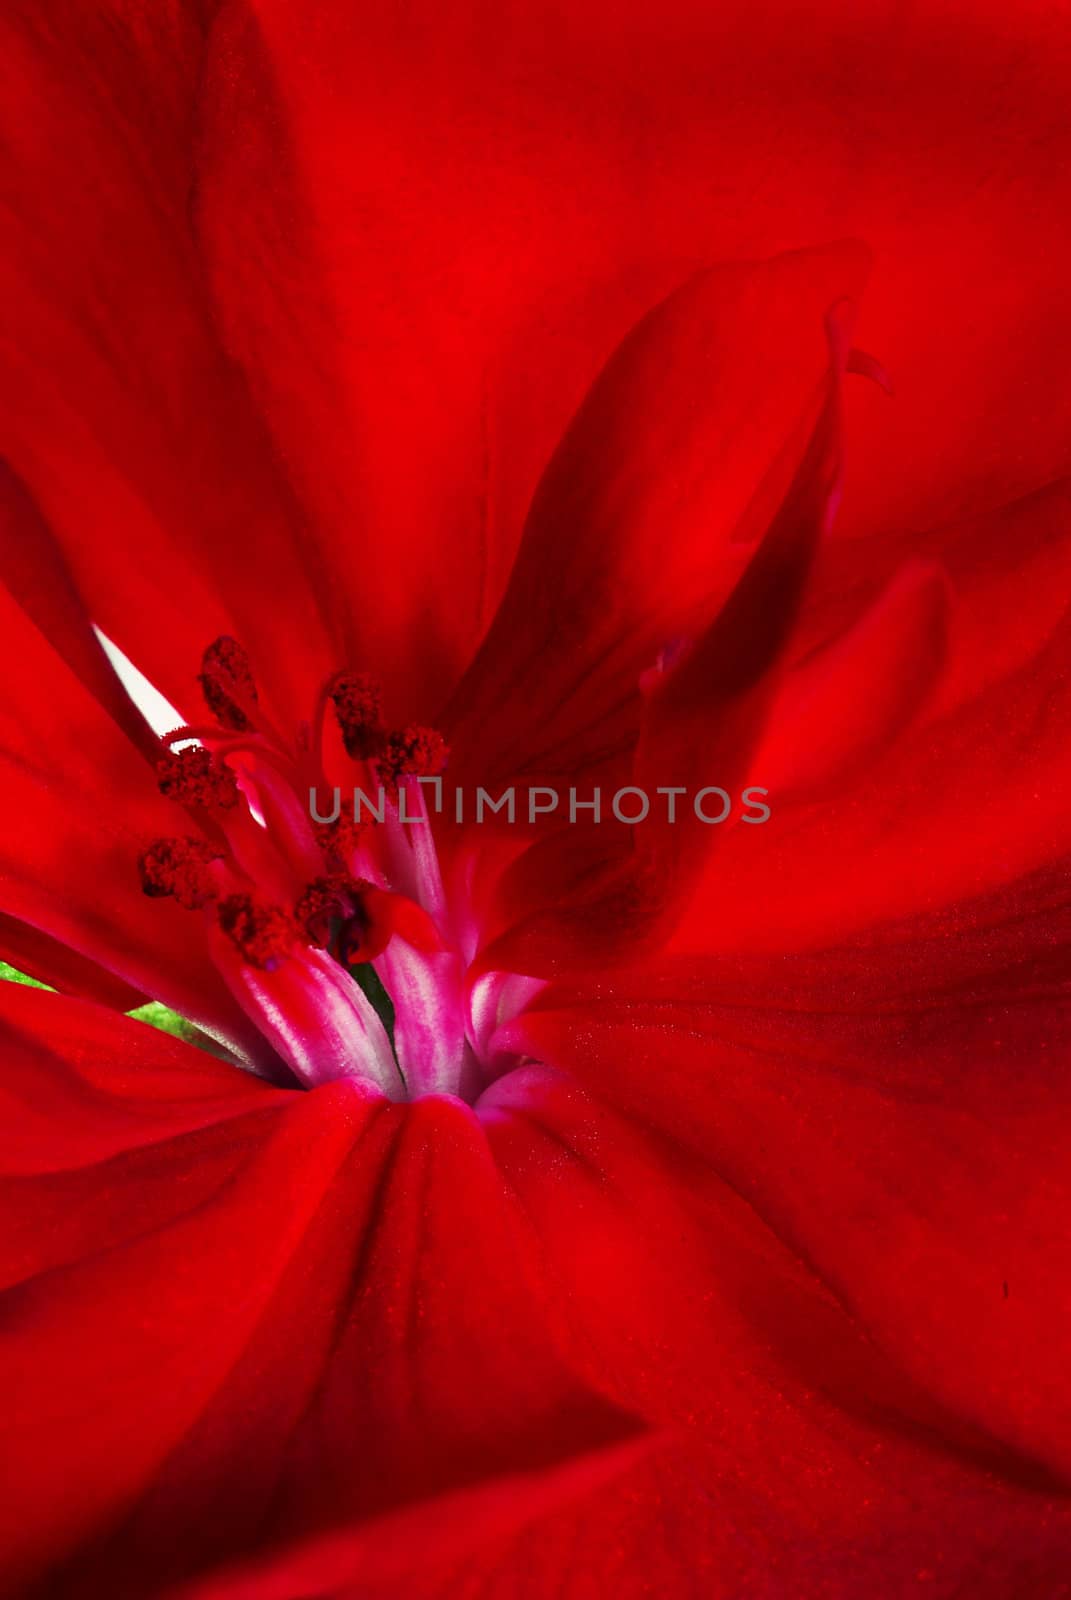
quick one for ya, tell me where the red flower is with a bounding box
[2,3,1071,1597]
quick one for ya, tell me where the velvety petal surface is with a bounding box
[0,1,334,728]
[194,0,1071,721]
[469,281,855,976]
[0,985,641,1598]
[173,1053,1071,1599]
[325,1438,1071,1600]
[444,244,867,784]
[507,864,1071,1486]
[671,489,1071,956]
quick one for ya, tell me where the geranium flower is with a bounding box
[2,3,1070,1598]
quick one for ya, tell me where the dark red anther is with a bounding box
[199,636,259,731]
[217,893,296,971]
[329,671,385,760]
[379,725,449,790]
[312,812,365,867]
[138,837,221,909]
[156,745,240,810]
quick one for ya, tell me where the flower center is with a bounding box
[138,638,535,1102]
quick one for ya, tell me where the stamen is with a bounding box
[217,893,297,971]
[379,725,449,790]
[138,641,490,1102]
[330,671,385,759]
[138,837,221,909]
[199,636,259,731]
[156,745,241,810]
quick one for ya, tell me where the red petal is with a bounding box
[0,987,640,1596]
[0,464,158,758]
[157,1034,1071,1598]
[652,472,1071,961]
[174,1046,1071,1599]
[0,579,267,1061]
[0,10,333,727]
[446,244,868,785]
[754,559,950,800]
[786,475,1071,713]
[361,887,445,960]
[671,563,1071,954]
[474,273,857,976]
[194,0,1071,722]
[0,912,143,1012]
[320,1438,1071,1600]
[168,1442,651,1600]
[509,876,1071,1483]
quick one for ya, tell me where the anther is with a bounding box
[379,725,449,790]
[312,812,366,867]
[330,671,385,760]
[138,837,222,909]
[217,893,297,971]
[156,745,240,810]
[199,636,259,731]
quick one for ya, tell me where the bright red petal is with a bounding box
[0,986,640,1597]
[180,1054,1071,1597]
[471,266,856,976]
[510,873,1071,1483]
[666,471,1071,956]
[325,1438,1071,1600]
[755,559,949,800]
[0,912,143,1012]
[446,243,868,783]
[0,6,333,727]
[194,0,1071,719]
